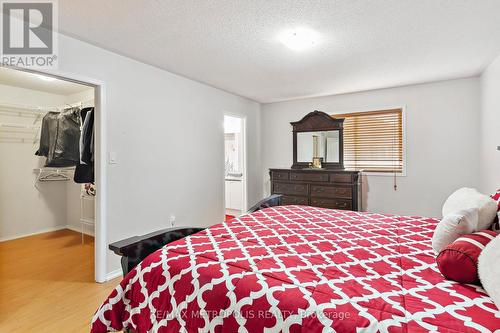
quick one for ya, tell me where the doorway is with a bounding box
[224,115,247,220]
[0,66,106,283]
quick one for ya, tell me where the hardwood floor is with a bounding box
[0,229,120,333]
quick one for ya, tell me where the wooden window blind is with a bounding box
[333,109,403,173]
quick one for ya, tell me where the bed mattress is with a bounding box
[91,205,500,332]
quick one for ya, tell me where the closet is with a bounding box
[0,68,96,246]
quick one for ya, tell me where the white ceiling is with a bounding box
[0,67,92,95]
[58,0,500,103]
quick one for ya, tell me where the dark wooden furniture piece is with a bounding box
[270,168,361,211]
[247,194,283,213]
[291,110,345,169]
[109,227,204,276]
[109,195,284,276]
[271,110,361,211]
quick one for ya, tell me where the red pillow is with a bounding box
[436,230,497,284]
[492,189,500,211]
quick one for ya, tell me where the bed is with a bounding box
[91,203,500,332]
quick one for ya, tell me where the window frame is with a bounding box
[332,106,407,177]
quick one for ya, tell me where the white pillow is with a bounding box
[478,235,500,312]
[442,188,497,230]
[432,208,478,254]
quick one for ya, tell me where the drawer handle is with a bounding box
[314,188,348,194]
[316,200,347,208]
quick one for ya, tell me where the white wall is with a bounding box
[262,78,481,218]
[65,89,95,106]
[0,84,67,106]
[479,54,500,194]
[39,34,261,276]
[0,84,68,240]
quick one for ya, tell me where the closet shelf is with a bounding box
[0,122,40,129]
[0,100,95,115]
[80,217,95,224]
[0,122,41,144]
[0,137,38,143]
[0,99,94,145]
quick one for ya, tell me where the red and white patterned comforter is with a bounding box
[91,205,500,333]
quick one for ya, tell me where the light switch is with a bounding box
[497,146,500,151]
[109,151,118,164]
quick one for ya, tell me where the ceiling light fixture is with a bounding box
[278,27,320,52]
[36,74,56,82]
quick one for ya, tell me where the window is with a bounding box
[333,108,404,173]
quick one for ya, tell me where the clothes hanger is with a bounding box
[34,168,72,189]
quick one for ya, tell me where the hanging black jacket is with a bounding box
[36,107,81,167]
[80,108,94,164]
[36,111,58,158]
[74,107,95,183]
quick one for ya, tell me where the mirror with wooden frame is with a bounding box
[291,110,344,169]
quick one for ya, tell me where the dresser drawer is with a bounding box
[290,172,329,182]
[269,168,360,212]
[330,173,353,183]
[273,182,308,196]
[311,198,352,210]
[282,195,308,205]
[271,171,289,181]
[310,185,352,199]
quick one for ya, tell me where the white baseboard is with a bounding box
[0,225,95,243]
[66,224,95,237]
[0,225,67,243]
[226,209,242,216]
[105,269,123,281]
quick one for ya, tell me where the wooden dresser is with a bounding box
[269,168,362,211]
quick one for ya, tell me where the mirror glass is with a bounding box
[297,130,340,163]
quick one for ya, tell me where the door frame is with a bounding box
[223,114,248,216]
[4,65,108,283]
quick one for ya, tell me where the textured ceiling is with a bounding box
[0,67,92,95]
[58,0,500,103]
